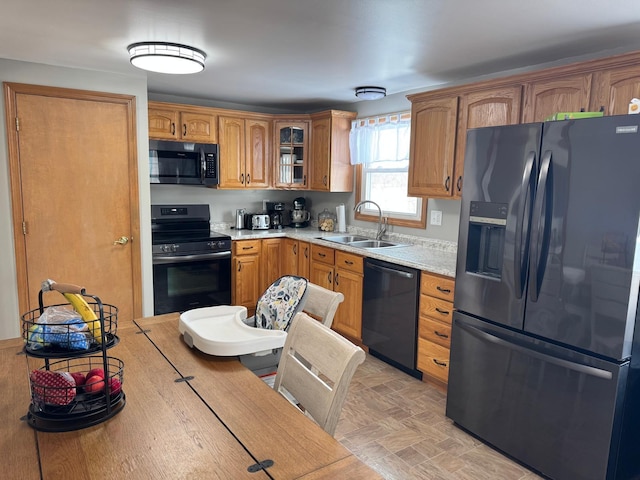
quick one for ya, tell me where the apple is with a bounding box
[84,375,105,394]
[69,371,86,389]
[86,368,104,379]
[108,377,122,396]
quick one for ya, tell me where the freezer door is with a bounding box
[455,123,542,329]
[447,312,627,480]
[525,116,640,360]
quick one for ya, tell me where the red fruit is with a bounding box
[84,375,105,394]
[86,368,105,379]
[108,377,122,396]
[69,372,86,388]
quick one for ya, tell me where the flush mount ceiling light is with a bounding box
[355,86,387,100]
[127,42,206,74]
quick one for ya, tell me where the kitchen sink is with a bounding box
[347,239,406,249]
[321,235,370,244]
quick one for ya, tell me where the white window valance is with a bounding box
[349,111,411,165]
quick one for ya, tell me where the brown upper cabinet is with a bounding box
[407,96,459,197]
[309,110,357,192]
[149,104,217,143]
[454,86,522,197]
[591,63,640,115]
[218,115,271,189]
[521,73,593,123]
[273,120,310,189]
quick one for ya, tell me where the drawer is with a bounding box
[421,272,455,302]
[311,244,335,265]
[417,337,450,384]
[335,251,363,274]
[419,316,451,348]
[420,295,454,325]
[233,240,262,256]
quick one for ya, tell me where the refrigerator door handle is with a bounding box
[529,150,554,302]
[514,151,536,299]
[457,320,613,380]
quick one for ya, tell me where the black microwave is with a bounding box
[149,139,219,186]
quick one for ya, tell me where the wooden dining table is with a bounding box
[2,313,381,479]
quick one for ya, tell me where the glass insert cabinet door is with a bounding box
[275,121,309,188]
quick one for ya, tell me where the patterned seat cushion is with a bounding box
[255,276,309,331]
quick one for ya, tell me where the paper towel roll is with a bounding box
[336,204,346,233]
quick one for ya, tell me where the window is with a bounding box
[349,112,426,228]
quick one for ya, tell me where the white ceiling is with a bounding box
[3,0,640,112]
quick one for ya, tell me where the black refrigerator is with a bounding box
[446,115,640,480]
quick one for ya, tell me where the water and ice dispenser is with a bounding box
[465,201,507,279]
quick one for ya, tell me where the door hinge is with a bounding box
[15,117,20,131]
[22,221,27,235]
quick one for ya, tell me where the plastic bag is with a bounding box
[27,306,92,351]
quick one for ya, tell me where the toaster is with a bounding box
[245,213,270,230]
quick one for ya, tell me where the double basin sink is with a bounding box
[319,235,407,249]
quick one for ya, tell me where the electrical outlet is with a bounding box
[430,210,442,226]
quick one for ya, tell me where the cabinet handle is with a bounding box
[328,272,332,284]
[183,124,187,136]
[171,123,176,135]
[303,174,307,186]
[456,175,462,192]
[246,174,250,184]
[433,359,448,367]
[318,253,326,258]
[435,307,450,316]
[436,286,451,294]
[445,176,451,191]
[240,173,245,184]
[323,175,327,186]
[304,247,308,259]
[293,244,297,255]
[434,330,449,339]
[335,272,339,286]
[238,262,242,272]
[344,260,354,265]
[242,246,254,250]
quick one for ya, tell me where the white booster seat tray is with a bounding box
[178,306,287,356]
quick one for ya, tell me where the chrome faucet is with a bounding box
[354,200,387,240]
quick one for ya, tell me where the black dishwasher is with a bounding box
[362,258,421,378]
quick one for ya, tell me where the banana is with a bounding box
[63,292,102,343]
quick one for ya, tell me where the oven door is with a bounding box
[153,251,231,315]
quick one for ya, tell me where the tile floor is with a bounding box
[335,354,544,480]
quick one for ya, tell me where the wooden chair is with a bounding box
[273,312,365,436]
[302,283,344,327]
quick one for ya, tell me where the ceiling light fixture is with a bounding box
[355,86,387,100]
[127,42,206,74]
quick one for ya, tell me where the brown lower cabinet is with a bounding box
[416,272,456,387]
[232,239,262,316]
[309,244,363,342]
[281,238,310,278]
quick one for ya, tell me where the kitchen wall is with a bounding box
[0,58,153,340]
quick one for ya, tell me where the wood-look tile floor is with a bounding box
[335,354,544,480]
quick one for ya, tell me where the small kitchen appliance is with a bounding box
[266,201,286,229]
[243,213,270,230]
[290,197,310,228]
[149,140,219,186]
[151,204,231,315]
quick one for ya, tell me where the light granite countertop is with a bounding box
[212,224,458,278]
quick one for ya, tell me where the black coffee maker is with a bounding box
[266,201,286,229]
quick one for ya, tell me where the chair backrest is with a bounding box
[255,276,308,331]
[273,312,365,436]
[302,283,344,327]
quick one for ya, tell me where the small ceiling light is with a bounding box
[355,86,386,100]
[127,42,206,74]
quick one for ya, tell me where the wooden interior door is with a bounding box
[4,83,141,324]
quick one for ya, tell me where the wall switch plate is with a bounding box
[430,210,442,226]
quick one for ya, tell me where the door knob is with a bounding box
[113,236,129,246]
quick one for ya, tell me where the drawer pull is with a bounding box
[433,359,448,367]
[318,253,326,258]
[436,286,451,294]
[344,260,354,265]
[242,246,254,250]
[435,307,450,315]
[434,330,449,339]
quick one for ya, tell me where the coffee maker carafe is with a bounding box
[290,197,310,228]
[266,201,285,230]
